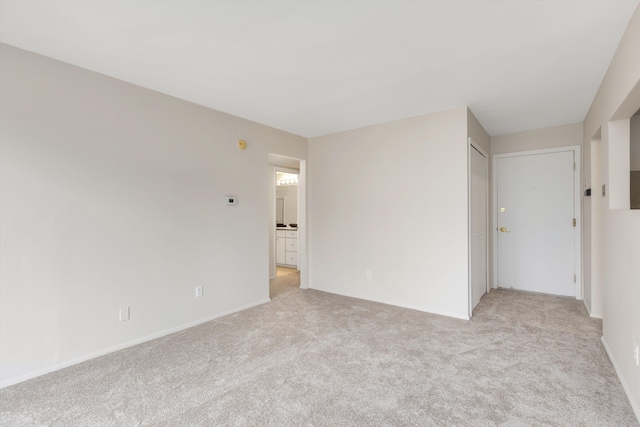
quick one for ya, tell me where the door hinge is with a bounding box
[573,162,576,171]
[573,218,576,227]
[574,274,576,283]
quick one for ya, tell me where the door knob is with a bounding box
[499,227,511,233]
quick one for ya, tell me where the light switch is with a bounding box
[225,196,237,206]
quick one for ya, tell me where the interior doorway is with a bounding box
[268,154,307,298]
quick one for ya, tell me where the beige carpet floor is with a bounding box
[1,282,637,426]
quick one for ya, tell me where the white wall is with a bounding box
[583,131,596,317]
[631,115,640,171]
[308,107,470,319]
[491,122,583,155]
[467,108,490,154]
[0,44,307,386]
[467,109,491,290]
[632,115,640,210]
[583,5,640,419]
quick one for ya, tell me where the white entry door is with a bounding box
[495,149,577,297]
[470,144,488,311]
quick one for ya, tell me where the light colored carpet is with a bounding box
[1,285,637,426]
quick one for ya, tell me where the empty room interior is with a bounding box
[1,1,639,425]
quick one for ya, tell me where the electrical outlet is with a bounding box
[195,286,203,298]
[119,307,130,322]
[366,270,372,279]
[634,343,639,366]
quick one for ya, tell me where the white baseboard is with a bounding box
[601,336,640,423]
[583,297,604,319]
[0,298,271,389]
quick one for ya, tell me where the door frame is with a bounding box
[468,138,489,317]
[492,146,582,299]
[268,156,308,290]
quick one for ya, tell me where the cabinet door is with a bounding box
[276,238,286,264]
[286,252,298,266]
[286,238,298,252]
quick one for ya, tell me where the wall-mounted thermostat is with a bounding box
[225,196,237,206]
